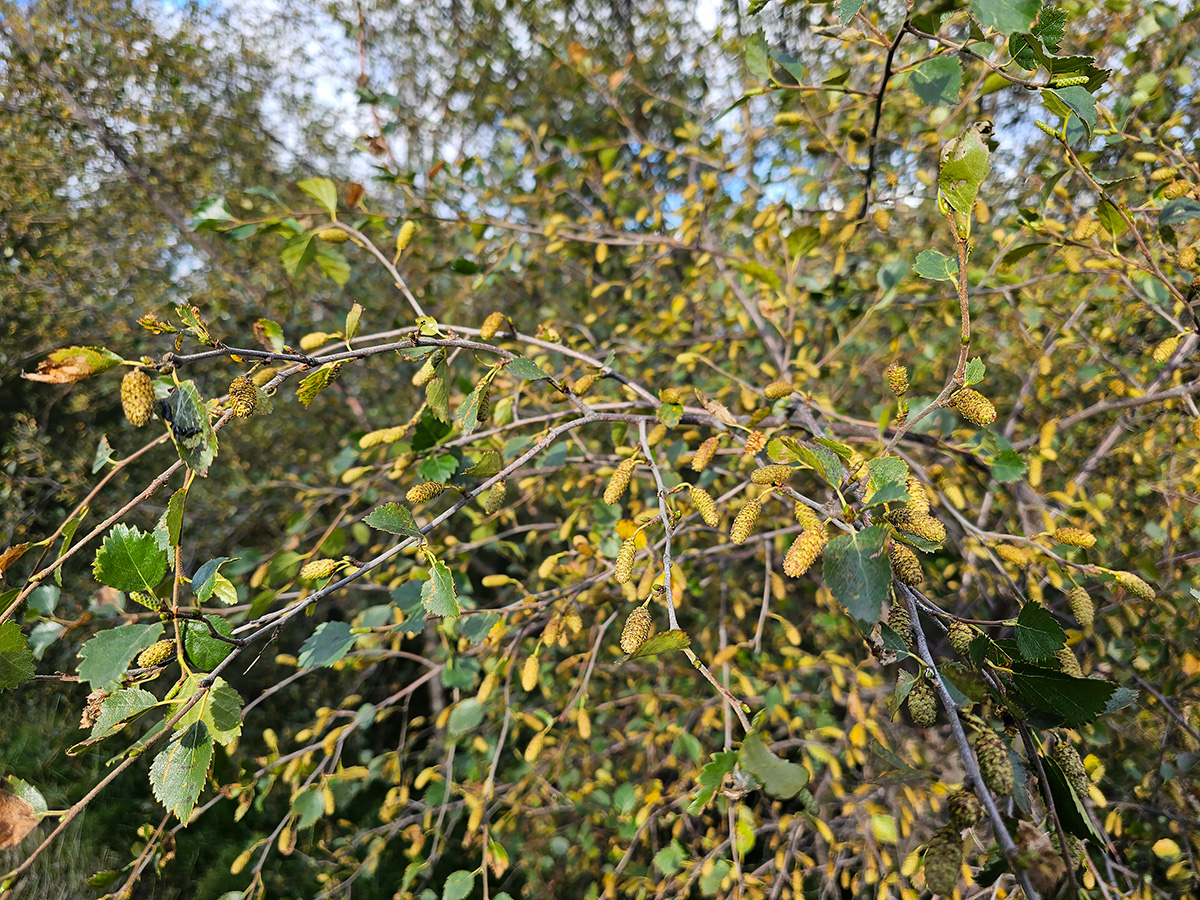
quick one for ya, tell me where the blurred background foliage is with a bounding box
[1,0,1199,897]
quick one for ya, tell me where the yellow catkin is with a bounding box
[691,436,719,472]
[1164,180,1193,200]
[764,380,794,399]
[476,671,497,704]
[888,542,923,586]
[620,606,653,655]
[577,708,592,740]
[1150,166,1177,182]
[120,370,155,427]
[1068,586,1094,628]
[136,640,174,668]
[521,654,540,692]
[795,505,823,533]
[950,389,997,426]
[884,363,908,396]
[523,731,545,763]
[905,475,929,516]
[783,527,826,577]
[1113,570,1155,601]
[480,311,505,341]
[873,207,891,231]
[1180,247,1198,269]
[646,424,667,446]
[743,430,768,456]
[730,497,762,545]
[396,220,416,253]
[1152,334,1181,364]
[484,479,507,514]
[603,456,638,505]
[751,464,793,485]
[300,559,338,581]
[229,375,257,418]
[996,544,1033,566]
[888,509,947,544]
[1051,527,1096,548]
[1070,216,1099,241]
[689,486,719,527]
[773,112,805,127]
[614,537,637,584]
[316,227,349,243]
[660,387,684,404]
[407,482,446,504]
[572,373,597,395]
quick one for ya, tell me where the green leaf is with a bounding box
[442,870,476,900]
[149,721,213,823]
[970,0,1042,34]
[297,365,336,408]
[768,437,841,485]
[345,302,364,344]
[688,750,739,814]
[822,525,890,626]
[255,319,286,353]
[297,177,338,218]
[202,678,243,747]
[506,356,550,381]
[964,357,986,386]
[88,688,158,740]
[463,451,502,478]
[1014,603,1066,661]
[732,259,783,291]
[629,629,691,659]
[744,30,771,81]
[1160,198,1200,227]
[990,449,1027,482]
[315,248,350,285]
[836,0,865,24]
[910,57,962,106]
[657,402,683,428]
[1048,85,1096,137]
[298,622,357,669]
[1010,662,1117,726]
[449,257,480,274]
[93,524,168,593]
[913,249,960,281]
[192,197,234,228]
[364,502,423,538]
[864,457,908,507]
[292,785,325,829]
[426,375,451,422]
[458,387,484,433]
[157,487,188,550]
[1097,199,1129,238]
[654,840,686,876]
[192,557,235,604]
[418,454,458,483]
[77,622,164,691]
[159,381,218,476]
[939,125,992,219]
[0,622,36,691]
[1044,757,1104,842]
[448,698,485,737]
[739,721,809,800]
[281,231,318,276]
[422,559,461,618]
[1033,6,1066,50]
[181,616,234,672]
[461,613,500,645]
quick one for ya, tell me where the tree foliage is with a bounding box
[3,0,1200,898]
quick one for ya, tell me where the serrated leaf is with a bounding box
[77,622,164,691]
[418,454,458,483]
[1044,757,1104,842]
[461,613,500,645]
[1014,603,1066,661]
[505,357,549,381]
[687,750,739,814]
[910,57,962,106]
[822,525,890,625]
[628,629,691,659]
[1159,198,1200,227]
[422,559,460,618]
[990,448,1027,482]
[297,177,338,217]
[836,0,865,24]
[364,503,423,538]
[91,435,115,474]
[23,346,124,384]
[463,451,502,477]
[0,622,36,691]
[291,785,325,829]
[913,249,960,281]
[1033,6,1066,50]
[426,375,451,422]
[297,365,336,407]
[298,622,357,669]
[964,357,986,386]
[156,487,188,550]
[281,232,317,276]
[181,616,234,672]
[458,387,484,433]
[174,305,214,345]
[657,402,683,428]
[744,29,770,81]
[1048,85,1096,137]
[90,688,158,741]
[159,382,218,475]
[739,723,809,799]
[940,126,992,218]
[970,0,1041,34]
[1010,662,1116,726]
[149,721,212,823]
[192,557,235,604]
[443,870,476,900]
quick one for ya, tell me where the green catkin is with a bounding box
[889,542,923,586]
[1068,586,1094,629]
[974,728,1015,795]
[751,464,793,485]
[884,363,908,396]
[946,789,983,829]
[923,826,964,895]
[484,479,507,514]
